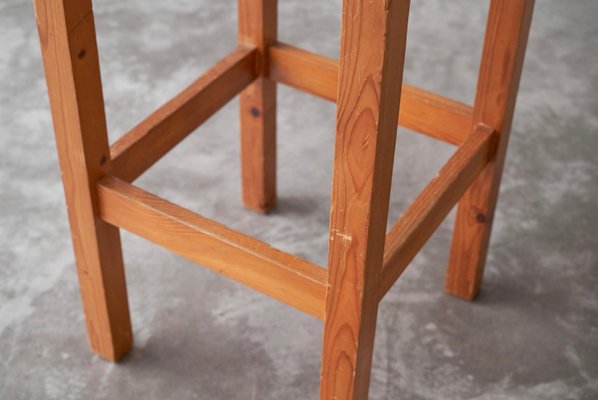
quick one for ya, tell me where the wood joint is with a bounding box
[110,46,259,182]
[97,176,327,319]
[379,124,497,299]
[268,41,474,146]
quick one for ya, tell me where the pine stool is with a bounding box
[34,0,534,398]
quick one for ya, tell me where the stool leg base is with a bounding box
[445,0,535,301]
[320,0,411,398]
[240,79,277,214]
[33,0,133,361]
[238,0,278,214]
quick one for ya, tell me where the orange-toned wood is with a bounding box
[238,0,277,213]
[268,42,473,146]
[97,176,327,319]
[268,43,338,100]
[33,0,132,361]
[445,0,535,300]
[110,46,258,182]
[34,0,534,394]
[380,125,496,298]
[320,1,410,399]
[400,87,473,146]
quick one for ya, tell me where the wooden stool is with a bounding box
[34,0,533,398]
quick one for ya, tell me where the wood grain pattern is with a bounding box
[34,0,534,392]
[445,0,535,300]
[269,42,338,101]
[34,0,132,361]
[110,46,258,182]
[268,42,472,146]
[238,0,277,213]
[380,125,496,298]
[97,176,327,319]
[320,1,410,399]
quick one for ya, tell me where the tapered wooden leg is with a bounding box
[320,1,410,399]
[238,0,277,213]
[34,0,132,361]
[445,0,535,300]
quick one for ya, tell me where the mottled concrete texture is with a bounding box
[1,0,597,399]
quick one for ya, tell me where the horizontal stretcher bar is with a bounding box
[379,124,497,299]
[110,46,259,182]
[97,176,328,319]
[268,42,473,146]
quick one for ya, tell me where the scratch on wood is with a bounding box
[331,229,353,242]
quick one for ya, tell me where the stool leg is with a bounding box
[320,1,410,399]
[238,0,277,213]
[445,0,535,300]
[34,0,132,361]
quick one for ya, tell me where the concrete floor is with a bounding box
[1,0,597,399]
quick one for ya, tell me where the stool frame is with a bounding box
[34,0,534,398]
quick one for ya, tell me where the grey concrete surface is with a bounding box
[1,0,597,399]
